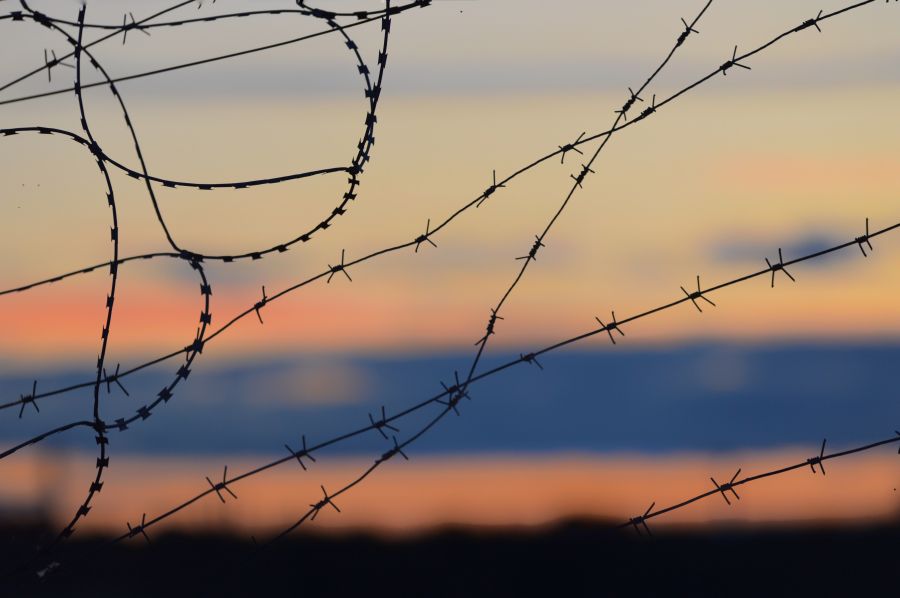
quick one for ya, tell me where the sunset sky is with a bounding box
[0,0,898,536]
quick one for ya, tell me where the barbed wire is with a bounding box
[87,215,894,555]
[4,0,887,420]
[623,432,900,536]
[1,0,898,582]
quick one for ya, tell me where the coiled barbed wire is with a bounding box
[1,0,898,581]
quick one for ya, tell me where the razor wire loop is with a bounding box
[766,248,796,287]
[18,380,39,419]
[807,438,828,475]
[516,236,545,262]
[368,405,399,440]
[710,469,742,506]
[856,217,874,257]
[570,163,595,189]
[630,502,656,536]
[309,485,341,520]
[327,249,353,283]
[476,308,504,345]
[126,513,151,544]
[681,275,716,313]
[378,436,409,463]
[102,364,130,397]
[595,311,625,345]
[42,49,73,82]
[476,170,505,207]
[794,10,824,33]
[254,286,268,324]
[206,466,237,503]
[616,88,644,121]
[415,219,438,252]
[720,45,751,75]
[559,132,586,163]
[285,435,316,470]
[520,352,544,370]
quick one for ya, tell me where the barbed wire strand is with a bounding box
[623,432,900,536]
[3,0,885,420]
[0,0,897,580]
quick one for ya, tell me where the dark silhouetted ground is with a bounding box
[2,518,898,596]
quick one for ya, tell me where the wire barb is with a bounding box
[570,163,595,188]
[516,236,545,262]
[18,380,39,419]
[677,17,700,47]
[559,132,585,163]
[720,45,751,75]
[595,311,625,345]
[681,275,716,312]
[368,405,399,439]
[476,308,504,345]
[309,485,341,520]
[206,466,237,503]
[856,217,873,257]
[765,248,796,287]
[378,435,409,463]
[284,435,316,470]
[711,468,742,505]
[630,502,656,536]
[807,438,828,475]
[126,513,151,544]
[520,352,543,370]
[327,249,352,283]
[254,286,268,324]
[439,371,471,415]
[476,170,506,207]
[102,363,130,396]
[414,219,437,252]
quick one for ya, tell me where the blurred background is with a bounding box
[1,0,899,564]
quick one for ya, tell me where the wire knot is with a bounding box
[807,438,828,475]
[477,170,505,207]
[681,275,716,312]
[520,352,543,370]
[559,132,585,163]
[595,311,625,345]
[379,436,409,463]
[711,469,742,505]
[415,219,437,252]
[368,405,399,439]
[856,217,873,257]
[517,236,545,262]
[206,466,237,503]
[617,87,644,120]
[677,17,699,47]
[285,435,316,470]
[720,45,751,75]
[439,371,471,415]
[103,363,130,396]
[126,513,151,544]
[630,502,656,536]
[18,380,39,419]
[327,249,353,283]
[310,485,341,520]
[570,163,595,188]
[794,10,823,33]
[765,248,796,287]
